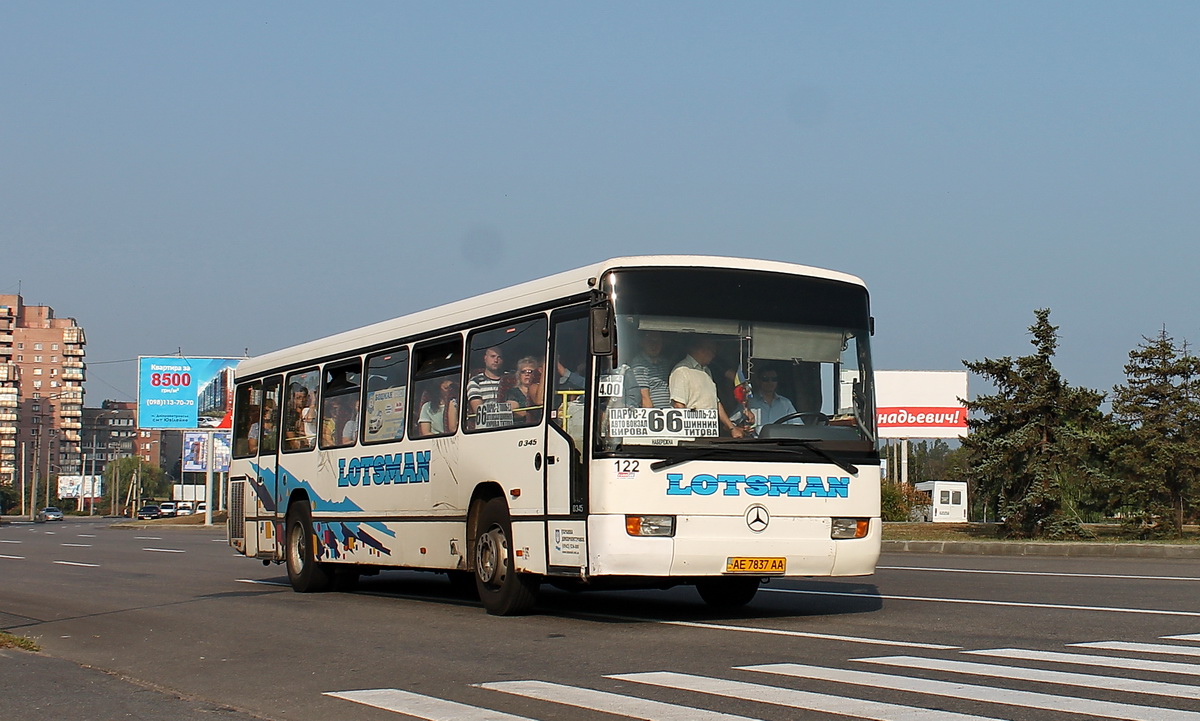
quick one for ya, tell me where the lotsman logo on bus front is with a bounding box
[337,451,431,487]
[666,473,849,498]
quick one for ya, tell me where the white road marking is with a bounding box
[77,534,96,538]
[0,539,21,544]
[481,679,761,720]
[236,579,289,586]
[326,688,533,720]
[0,554,24,560]
[878,565,1200,582]
[1071,640,1200,657]
[143,548,186,553]
[611,671,1002,721]
[858,655,1200,700]
[966,648,1200,676]
[61,543,92,548]
[53,560,99,567]
[1166,634,1200,641]
[134,536,162,540]
[743,662,1200,721]
[765,587,1200,617]
[658,620,958,650]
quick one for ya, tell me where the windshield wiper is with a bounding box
[648,438,858,475]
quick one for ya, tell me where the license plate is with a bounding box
[725,556,786,574]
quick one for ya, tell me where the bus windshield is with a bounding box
[595,267,876,456]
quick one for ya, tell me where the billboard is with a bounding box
[57,475,103,500]
[875,370,968,439]
[182,431,232,473]
[138,357,241,430]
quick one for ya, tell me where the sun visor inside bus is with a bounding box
[751,324,846,363]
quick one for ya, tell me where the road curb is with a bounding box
[882,539,1200,558]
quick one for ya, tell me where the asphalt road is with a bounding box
[3,515,1200,721]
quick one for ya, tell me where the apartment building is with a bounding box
[0,294,86,486]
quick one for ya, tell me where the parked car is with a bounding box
[136,505,162,520]
[195,502,207,514]
[36,506,64,522]
[176,502,194,516]
[158,502,177,518]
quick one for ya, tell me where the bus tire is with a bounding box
[696,577,760,610]
[473,497,539,615]
[285,500,333,593]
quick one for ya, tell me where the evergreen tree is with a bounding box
[962,309,1110,538]
[1108,328,1200,537]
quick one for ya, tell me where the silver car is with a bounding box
[36,506,65,522]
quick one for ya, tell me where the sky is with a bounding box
[3,2,1198,405]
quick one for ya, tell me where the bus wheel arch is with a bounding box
[471,495,539,615]
[284,497,333,593]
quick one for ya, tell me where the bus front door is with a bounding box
[545,309,589,573]
[255,376,283,560]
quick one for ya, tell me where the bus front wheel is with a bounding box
[286,500,333,593]
[696,577,760,610]
[473,497,539,615]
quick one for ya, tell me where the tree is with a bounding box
[1107,328,1200,537]
[962,309,1111,538]
[104,457,168,510]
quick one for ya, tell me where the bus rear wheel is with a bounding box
[696,577,760,610]
[286,500,333,593]
[473,497,539,615]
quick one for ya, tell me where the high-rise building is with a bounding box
[81,401,137,478]
[0,294,86,487]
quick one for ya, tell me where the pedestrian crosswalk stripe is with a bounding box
[609,671,1003,721]
[743,662,1200,721]
[1071,640,1200,658]
[480,680,761,721]
[325,688,533,720]
[856,655,1200,700]
[967,648,1200,676]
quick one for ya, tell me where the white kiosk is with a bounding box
[914,480,968,523]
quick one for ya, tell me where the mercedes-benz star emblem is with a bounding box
[745,504,770,533]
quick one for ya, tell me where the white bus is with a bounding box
[228,256,881,615]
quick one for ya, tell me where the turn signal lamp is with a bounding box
[625,515,675,537]
[831,517,870,539]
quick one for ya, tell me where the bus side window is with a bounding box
[282,369,320,452]
[260,377,281,455]
[463,317,548,432]
[363,348,409,444]
[232,381,262,459]
[320,360,362,449]
[408,339,459,439]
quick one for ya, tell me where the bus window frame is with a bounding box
[281,367,320,454]
[361,346,411,446]
[319,358,363,451]
[462,315,549,434]
[408,336,462,441]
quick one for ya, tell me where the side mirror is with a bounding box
[589,296,614,356]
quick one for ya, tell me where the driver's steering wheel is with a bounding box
[769,411,830,426]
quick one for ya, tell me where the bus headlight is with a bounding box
[626,515,675,537]
[831,518,870,539]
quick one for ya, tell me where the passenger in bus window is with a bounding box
[417,378,459,437]
[341,393,360,445]
[629,330,672,407]
[467,346,509,428]
[669,337,752,438]
[260,397,278,453]
[286,384,316,449]
[507,356,544,425]
[246,404,261,455]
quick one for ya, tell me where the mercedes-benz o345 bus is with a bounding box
[228,256,880,615]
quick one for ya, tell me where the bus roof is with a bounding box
[235,255,867,380]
